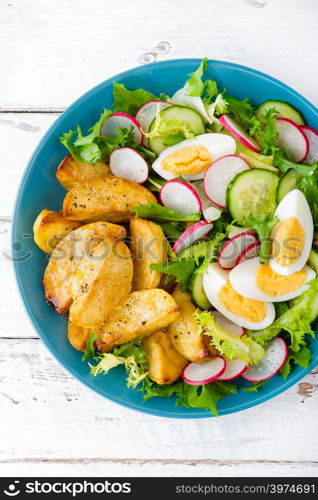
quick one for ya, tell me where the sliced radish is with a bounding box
[182,356,226,385]
[218,232,257,270]
[211,310,244,337]
[242,337,288,382]
[275,117,309,163]
[302,126,318,165]
[217,358,248,381]
[235,241,261,265]
[191,181,222,222]
[135,100,172,134]
[159,179,202,216]
[204,155,250,209]
[109,148,149,183]
[219,114,261,153]
[100,112,143,145]
[172,220,213,254]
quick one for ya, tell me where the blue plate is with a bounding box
[12,59,318,418]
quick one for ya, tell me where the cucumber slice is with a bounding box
[255,100,305,126]
[308,249,318,274]
[188,272,211,310]
[148,105,206,155]
[276,169,300,203]
[226,168,278,222]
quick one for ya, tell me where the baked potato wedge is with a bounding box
[69,239,133,328]
[96,289,180,352]
[68,321,92,352]
[63,176,156,223]
[168,287,211,362]
[33,209,82,254]
[130,217,167,291]
[144,330,188,385]
[44,221,126,314]
[56,154,111,190]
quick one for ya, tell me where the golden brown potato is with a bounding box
[56,154,111,190]
[33,209,82,254]
[96,289,180,352]
[63,176,156,223]
[168,287,211,362]
[144,330,188,385]
[44,221,126,314]
[129,217,167,291]
[68,321,92,351]
[69,239,133,328]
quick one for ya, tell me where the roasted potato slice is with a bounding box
[44,221,126,314]
[69,239,133,328]
[68,321,92,352]
[33,209,82,254]
[130,217,167,291]
[168,287,211,362]
[63,176,156,223]
[96,289,180,352]
[56,154,111,190]
[144,329,188,385]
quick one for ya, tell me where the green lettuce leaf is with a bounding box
[151,258,196,288]
[250,278,318,351]
[242,212,279,264]
[224,94,255,130]
[280,345,312,379]
[113,82,158,115]
[273,150,318,177]
[249,108,279,155]
[132,202,200,222]
[82,332,98,362]
[242,381,267,392]
[297,172,318,229]
[196,311,264,364]
[186,58,208,97]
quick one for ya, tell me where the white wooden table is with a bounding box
[1,0,318,478]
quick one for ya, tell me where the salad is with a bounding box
[33,58,318,415]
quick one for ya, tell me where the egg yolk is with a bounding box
[272,217,305,266]
[256,263,306,296]
[218,281,266,323]
[161,145,212,175]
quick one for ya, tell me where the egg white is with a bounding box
[269,189,313,276]
[203,263,275,330]
[229,257,316,302]
[152,133,236,181]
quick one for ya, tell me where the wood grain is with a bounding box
[0,0,317,109]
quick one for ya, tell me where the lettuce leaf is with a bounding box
[242,381,267,392]
[151,258,196,287]
[196,311,264,364]
[242,212,279,264]
[250,278,318,351]
[279,345,312,379]
[186,58,208,97]
[113,82,158,115]
[132,202,200,222]
[82,332,98,361]
[273,150,318,177]
[249,108,279,155]
[224,94,255,130]
[143,378,238,416]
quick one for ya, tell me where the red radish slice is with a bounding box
[100,112,143,145]
[217,358,248,381]
[275,117,309,163]
[182,357,226,385]
[159,179,202,216]
[204,155,250,209]
[218,232,257,270]
[242,337,288,382]
[135,100,172,133]
[235,241,261,265]
[211,310,244,337]
[172,220,213,254]
[109,147,149,183]
[220,114,261,152]
[302,126,318,164]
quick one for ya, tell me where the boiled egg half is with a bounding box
[152,133,236,181]
[269,189,313,276]
[229,257,316,302]
[203,263,275,330]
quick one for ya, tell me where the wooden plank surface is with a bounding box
[1,0,318,478]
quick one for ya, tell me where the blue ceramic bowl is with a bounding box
[12,59,318,418]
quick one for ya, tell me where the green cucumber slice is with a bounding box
[308,249,318,275]
[148,105,206,155]
[226,168,278,222]
[188,272,211,310]
[276,169,300,203]
[255,100,305,126]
